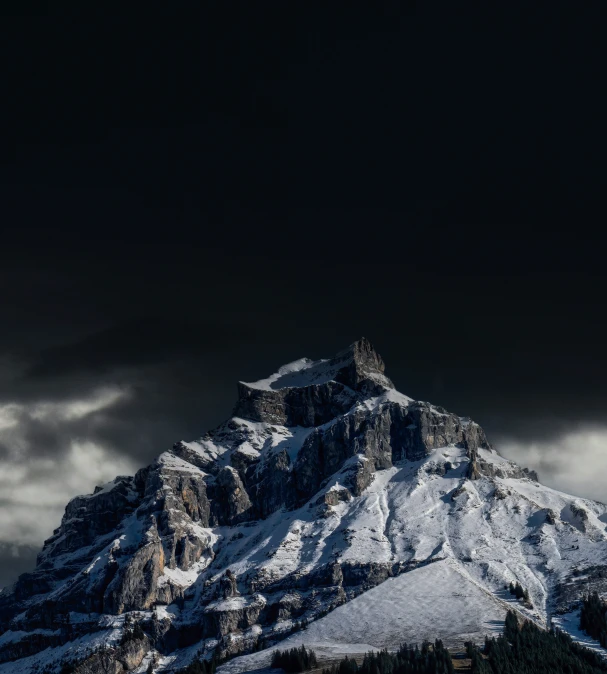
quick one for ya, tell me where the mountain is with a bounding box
[1,338,607,673]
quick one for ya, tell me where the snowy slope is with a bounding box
[217,558,509,674]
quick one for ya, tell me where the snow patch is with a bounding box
[218,559,508,674]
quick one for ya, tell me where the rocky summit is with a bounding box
[1,339,607,673]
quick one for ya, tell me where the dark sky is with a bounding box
[1,3,607,587]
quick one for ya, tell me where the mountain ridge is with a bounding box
[1,339,606,673]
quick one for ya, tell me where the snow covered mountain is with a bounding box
[1,338,607,673]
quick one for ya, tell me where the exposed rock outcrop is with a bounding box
[73,636,150,674]
[233,338,393,427]
[211,466,253,525]
[37,476,140,564]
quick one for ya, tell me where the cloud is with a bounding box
[28,387,129,422]
[0,386,137,553]
[0,404,20,431]
[498,426,607,504]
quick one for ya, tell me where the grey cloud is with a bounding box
[497,425,607,504]
[0,384,138,554]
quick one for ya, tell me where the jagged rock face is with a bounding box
[234,380,359,427]
[3,464,215,627]
[4,338,605,674]
[38,476,141,563]
[389,402,490,461]
[232,337,393,427]
[104,540,165,614]
[467,446,536,481]
[292,400,489,502]
[211,467,253,525]
[72,636,150,674]
[102,466,215,613]
[244,448,295,519]
[148,471,211,528]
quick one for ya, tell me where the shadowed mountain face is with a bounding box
[1,340,606,673]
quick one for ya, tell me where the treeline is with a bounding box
[580,592,607,647]
[321,641,454,674]
[271,645,318,672]
[467,610,607,674]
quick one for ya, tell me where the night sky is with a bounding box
[1,4,607,587]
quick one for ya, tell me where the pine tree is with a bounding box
[580,592,607,647]
[471,609,607,673]
[322,641,454,674]
[271,646,319,672]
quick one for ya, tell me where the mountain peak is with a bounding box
[344,335,383,366]
[340,336,391,388]
[241,337,390,392]
[234,338,393,425]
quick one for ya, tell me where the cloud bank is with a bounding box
[498,426,607,504]
[0,386,137,564]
